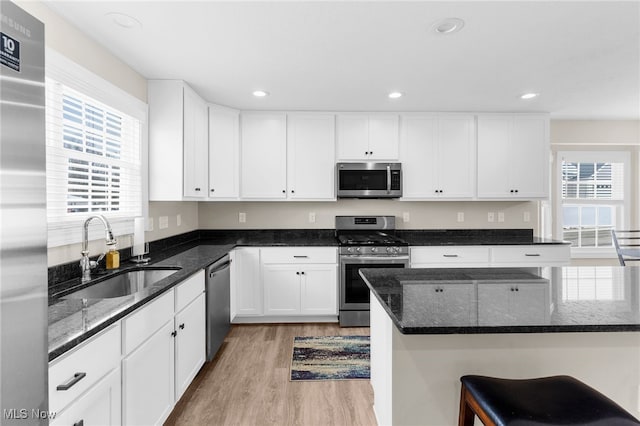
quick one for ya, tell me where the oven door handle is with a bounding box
[341,255,410,262]
[386,165,391,194]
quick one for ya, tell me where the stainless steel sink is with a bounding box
[64,267,181,299]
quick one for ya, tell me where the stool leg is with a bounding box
[459,385,476,426]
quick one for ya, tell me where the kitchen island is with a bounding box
[361,266,640,426]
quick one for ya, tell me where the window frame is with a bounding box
[46,49,148,248]
[555,150,631,258]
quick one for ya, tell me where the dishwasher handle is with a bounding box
[208,259,231,277]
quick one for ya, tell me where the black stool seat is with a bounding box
[459,375,640,426]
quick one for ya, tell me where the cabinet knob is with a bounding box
[282,190,286,193]
[515,189,519,193]
[301,271,305,275]
[179,323,185,330]
[510,189,514,193]
[370,151,373,155]
[291,190,295,193]
[171,330,177,337]
[211,189,215,192]
[365,151,369,155]
[195,188,201,191]
[296,272,300,275]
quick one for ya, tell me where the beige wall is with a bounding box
[198,200,539,231]
[147,202,199,242]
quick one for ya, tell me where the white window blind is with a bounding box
[45,49,147,247]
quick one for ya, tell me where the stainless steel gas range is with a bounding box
[336,216,409,327]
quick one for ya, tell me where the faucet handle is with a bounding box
[90,253,106,270]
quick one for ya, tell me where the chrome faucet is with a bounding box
[80,215,116,283]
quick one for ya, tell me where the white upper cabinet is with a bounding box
[148,80,208,201]
[477,113,549,199]
[240,113,288,199]
[400,114,475,199]
[208,105,240,199]
[147,80,208,201]
[337,114,399,161]
[183,85,209,198]
[287,114,336,200]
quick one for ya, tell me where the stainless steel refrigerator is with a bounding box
[0,1,48,425]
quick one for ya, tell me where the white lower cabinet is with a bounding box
[123,320,175,426]
[51,368,121,426]
[478,281,550,326]
[233,247,338,322]
[175,293,206,400]
[263,264,338,316]
[403,283,476,326]
[121,270,205,425]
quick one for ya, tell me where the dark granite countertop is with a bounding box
[47,228,568,360]
[361,266,640,334]
[396,229,568,246]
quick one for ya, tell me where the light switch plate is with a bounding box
[239,212,246,223]
[403,212,410,223]
[498,212,505,223]
[309,212,316,223]
[457,212,464,222]
[487,212,495,223]
[176,214,181,227]
[148,217,154,232]
[523,211,531,222]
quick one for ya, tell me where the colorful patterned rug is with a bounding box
[290,336,370,381]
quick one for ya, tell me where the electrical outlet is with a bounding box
[176,214,181,227]
[239,212,246,223]
[159,216,168,229]
[309,212,316,223]
[498,212,505,223]
[488,212,495,223]
[523,211,531,223]
[457,212,464,222]
[148,217,154,232]
[403,212,410,223]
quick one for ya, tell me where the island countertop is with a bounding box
[360,266,640,334]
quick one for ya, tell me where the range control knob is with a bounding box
[393,247,400,253]
[347,247,353,253]
[356,247,361,252]
[371,247,377,253]
[386,247,392,253]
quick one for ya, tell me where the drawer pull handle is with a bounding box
[525,253,541,257]
[443,254,459,258]
[73,420,84,426]
[293,255,309,258]
[57,372,86,391]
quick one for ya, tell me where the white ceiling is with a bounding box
[46,1,640,119]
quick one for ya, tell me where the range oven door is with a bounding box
[339,255,409,311]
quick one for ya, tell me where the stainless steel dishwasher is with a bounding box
[206,254,231,361]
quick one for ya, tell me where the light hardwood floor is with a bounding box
[165,323,377,426]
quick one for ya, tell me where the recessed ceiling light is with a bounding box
[106,12,142,30]
[432,18,465,35]
[252,90,269,97]
[388,92,403,99]
[520,93,539,100]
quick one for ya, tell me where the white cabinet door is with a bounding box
[438,115,475,198]
[233,248,263,317]
[300,265,338,315]
[51,368,121,426]
[240,113,287,199]
[183,85,208,198]
[478,282,549,326]
[209,105,239,199]
[368,115,399,160]
[287,114,336,200]
[477,113,549,199]
[175,293,206,401]
[400,115,438,198]
[337,114,399,161]
[123,320,175,426]
[400,114,474,199]
[509,115,548,198]
[263,265,301,315]
[403,283,475,326]
[336,115,369,160]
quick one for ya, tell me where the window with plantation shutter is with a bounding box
[45,49,147,248]
[557,151,630,255]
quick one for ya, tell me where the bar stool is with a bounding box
[459,375,640,426]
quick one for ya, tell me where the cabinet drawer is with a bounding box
[491,245,570,265]
[176,270,205,312]
[49,323,120,413]
[261,247,337,264]
[123,289,174,354]
[410,246,490,265]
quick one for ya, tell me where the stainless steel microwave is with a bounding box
[336,162,402,198]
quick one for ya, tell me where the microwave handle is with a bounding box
[386,165,391,193]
